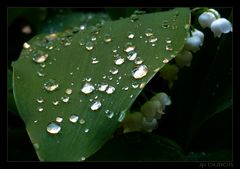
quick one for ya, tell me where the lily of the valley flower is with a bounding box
[210,18,233,38]
[141,100,162,121]
[198,9,220,28]
[185,29,204,53]
[175,50,193,68]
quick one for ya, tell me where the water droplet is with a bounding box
[114,56,125,65]
[81,156,86,161]
[85,42,94,51]
[34,120,38,123]
[118,111,126,122]
[23,42,30,49]
[76,67,80,70]
[79,39,85,46]
[107,75,113,80]
[139,82,146,88]
[171,24,178,29]
[70,72,73,76]
[145,28,153,37]
[98,83,108,91]
[162,20,170,28]
[52,100,59,106]
[44,79,59,92]
[79,118,85,124]
[124,42,135,53]
[81,82,95,94]
[91,57,99,64]
[106,86,115,94]
[16,76,20,79]
[91,35,97,41]
[61,95,70,103]
[122,86,129,91]
[65,88,72,95]
[166,44,173,51]
[163,58,169,63]
[131,82,139,88]
[36,97,44,103]
[56,117,63,123]
[84,128,89,133]
[105,110,114,119]
[83,77,92,82]
[38,107,43,112]
[132,65,148,79]
[80,25,86,30]
[90,26,99,34]
[154,67,161,72]
[40,63,46,68]
[149,36,158,43]
[134,57,143,65]
[130,94,133,98]
[46,122,61,134]
[104,33,112,43]
[33,143,39,150]
[165,37,172,44]
[127,32,135,39]
[127,51,138,61]
[32,51,48,63]
[69,115,79,123]
[109,67,119,75]
[91,100,101,111]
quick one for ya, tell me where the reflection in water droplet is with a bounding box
[107,75,113,80]
[127,51,138,61]
[105,110,114,119]
[84,128,89,133]
[37,97,44,103]
[56,117,63,123]
[81,82,95,94]
[106,86,115,94]
[79,118,85,124]
[124,42,135,53]
[145,28,153,37]
[70,72,73,76]
[165,37,172,44]
[132,65,148,79]
[104,33,112,43]
[65,88,72,95]
[44,79,59,92]
[23,42,30,49]
[114,56,125,65]
[61,95,70,103]
[40,63,46,68]
[122,86,129,91]
[131,82,139,88]
[85,42,94,51]
[91,100,101,111]
[127,32,135,39]
[118,111,126,122]
[163,58,169,63]
[38,107,43,112]
[91,35,97,41]
[134,57,143,65]
[69,115,79,123]
[46,122,61,134]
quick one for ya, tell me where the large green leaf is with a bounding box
[12,8,190,161]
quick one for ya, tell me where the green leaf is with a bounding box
[12,8,190,161]
[87,132,186,161]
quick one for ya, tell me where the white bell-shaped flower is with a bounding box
[192,29,204,46]
[142,117,158,132]
[175,50,193,68]
[210,18,233,38]
[140,100,162,120]
[198,12,216,28]
[198,9,220,29]
[185,35,202,53]
[122,112,143,133]
[151,92,171,106]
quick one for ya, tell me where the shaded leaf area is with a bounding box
[12,8,190,161]
[87,132,185,161]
